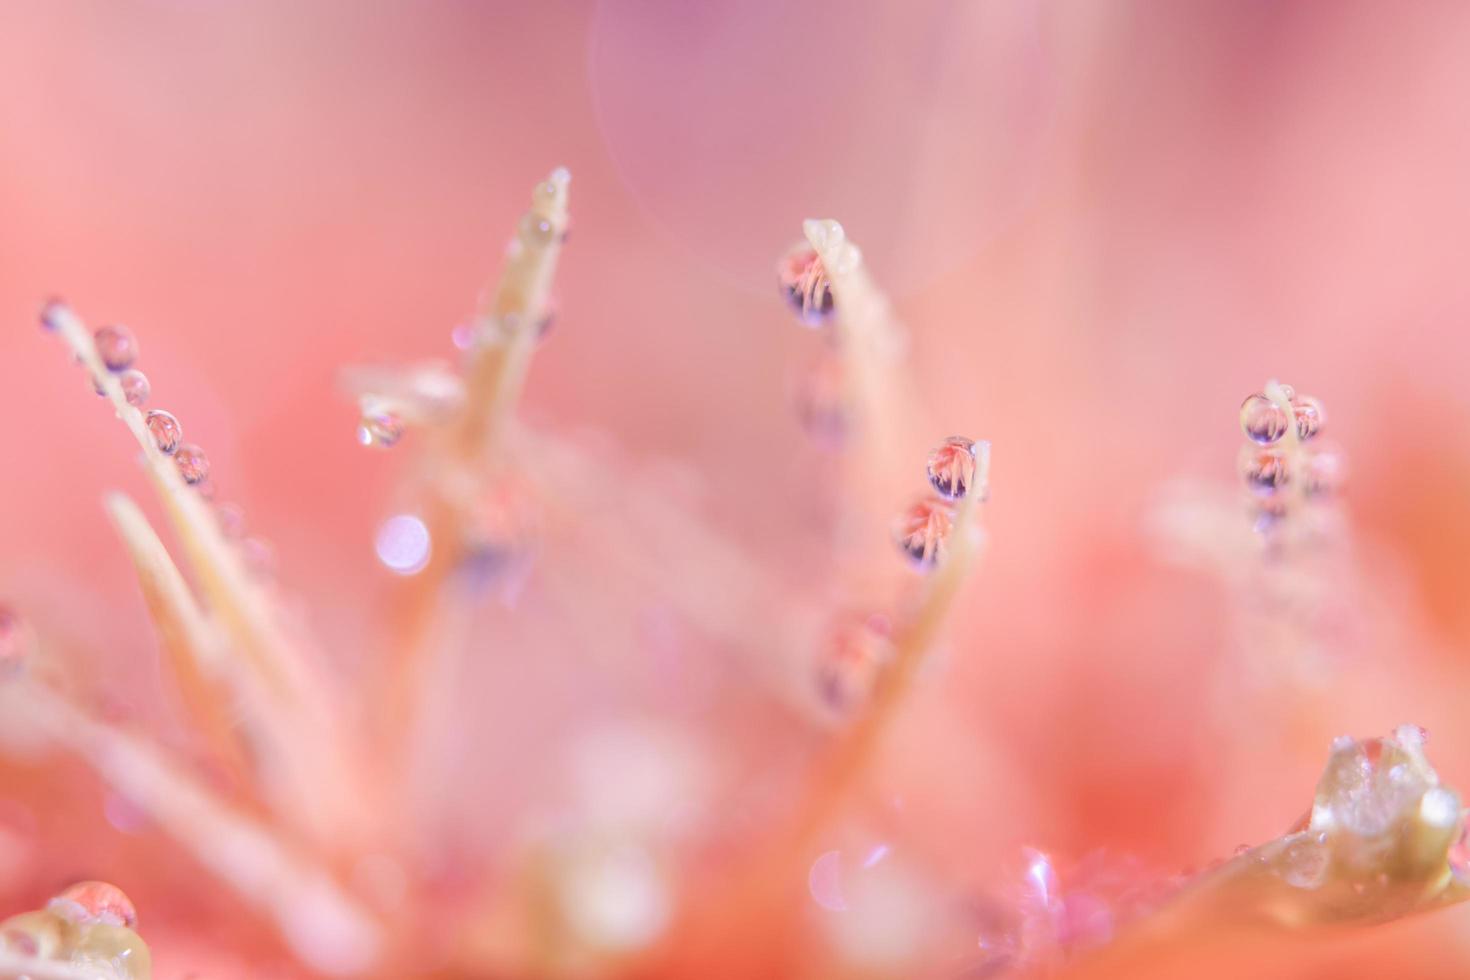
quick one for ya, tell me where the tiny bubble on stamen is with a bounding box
[778,246,835,326]
[927,436,985,500]
[518,213,556,247]
[117,369,150,407]
[94,325,138,372]
[794,352,847,450]
[357,409,404,449]
[145,410,182,454]
[815,612,894,714]
[1239,446,1290,495]
[174,443,211,485]
[894,498,955,570]
[1240,393,1288,445]
[1292,394,1325,441]
[39,298,65,331]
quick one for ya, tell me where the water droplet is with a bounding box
[375,514,431,575]
[778,246,835,325]
[1302,446,1344,497]
[215,502,247,539]
[894,498,954,569]
[815,612,894,713]
[117,369,149,407]
[518,213,556,247]
[194,478,218,502]
[93,325,138,372]
[47,881,137,929]
[1277,835,1329,889]
[39,298,65,332]
[794,352,847,449]
[1239,393,1288,445]
[174,444,210,485]
[927,436,987,500]
[356,408,403,449]
[1239,446,1290,495]
[1250,495,1289,535]
[1291,395,1324,440]
[0,606,33,677]
[144,410,182,454]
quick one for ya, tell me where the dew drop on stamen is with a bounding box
[778,246,835,326]
[1239,394,1288,445]
[926,436,985,500]
[93,325,138,372]
[794,352,848,450]
[894,498,955,569]
[1292,395,1325,441]
[39,298,65,332]
[117,369,149,407]
[815,612,894,713]
[174,444,210,485]
[145,410,182,454]
[357,409,404,449]
[1239,446,1290,495]
[518,213,556,248]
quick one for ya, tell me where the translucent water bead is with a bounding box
[926,436,987,500]
[815,612,895,713]
[117,369,150,407]
[777,245,835,326]
[1292,394,1325,440]
[794,352,848,449]
[894,498,955,569]
[357,408,404,449]
[144,410,182,454]
[1239,446,1290,495]
[1239,393,1289,445]
[173,444,210,485]
[93,325,138,372]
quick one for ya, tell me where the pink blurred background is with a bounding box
[5,1,1470,976]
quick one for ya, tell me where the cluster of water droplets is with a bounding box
[893,436,989,570]
[1237,383,1343,537]
[0,880,151,979]
[40,307,278,582]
